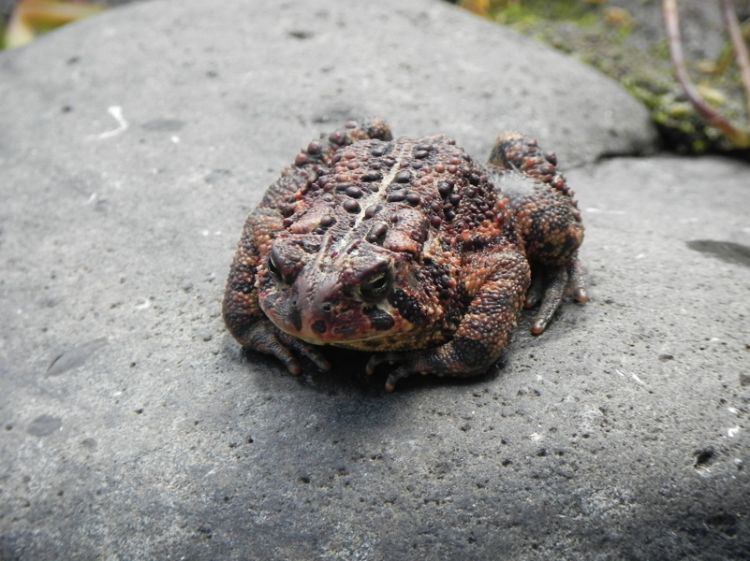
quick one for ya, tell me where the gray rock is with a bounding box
[0,0,655,170]
[1,1,747,560]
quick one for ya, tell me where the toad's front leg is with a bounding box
[367,250,530,391]
[223,119,393,374]
[222,209,331,374]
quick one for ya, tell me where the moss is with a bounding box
[457,0,749,154]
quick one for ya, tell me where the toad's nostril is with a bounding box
[321,302,333,314]
[312,320,327,334]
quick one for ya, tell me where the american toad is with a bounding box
[223,119,587,391]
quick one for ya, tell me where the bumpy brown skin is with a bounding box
[223,120,587,391]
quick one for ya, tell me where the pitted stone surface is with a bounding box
[1,1,747,560]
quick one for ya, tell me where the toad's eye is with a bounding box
[361,270,391,302]
[267,253,281,280]
[267,248,297,284]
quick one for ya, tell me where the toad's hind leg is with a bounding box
[367,250,530,391]
[489,132,588,335]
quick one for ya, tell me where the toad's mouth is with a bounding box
[260,299,401,347]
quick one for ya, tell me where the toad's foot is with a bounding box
[365,352,419,392]
[529,256,588,336]
[241,320,330,375]
[365,341,498,393]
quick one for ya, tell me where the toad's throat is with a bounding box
[270,318,402,349]
[259,300,397,345]
[279,323,436,353]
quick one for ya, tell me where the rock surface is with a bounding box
[1,1,747,560]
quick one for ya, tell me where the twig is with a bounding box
[662,0,750,145]
[721,0,750,118]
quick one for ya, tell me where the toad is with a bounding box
[223,119,587,391]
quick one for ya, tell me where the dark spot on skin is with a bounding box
[366,223,388,243]
[345,186,363,198]
[364,204,382,219]
[406,193,421,206]
[438,181,453,197]
[366,307,395,331]
[230,278,255,295]
[312,320,327,334]
[452,337,490,369]
[307,141,322,155]
[320,215,335,227]
[414,149,429,159]
[289,307,302,332]
[343,199,360,213]
[279,203,295,217]
[388,289,427,325]
[387,191,406,202]
[370,143,391,157]
[395,171,411,183]
[687,240,750,268]
[449,193,461,205]
[362,171,382,182]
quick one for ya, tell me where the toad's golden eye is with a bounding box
[361,270,391,301]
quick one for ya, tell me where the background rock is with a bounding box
[451,0,750,154]
[1,1,747,560]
